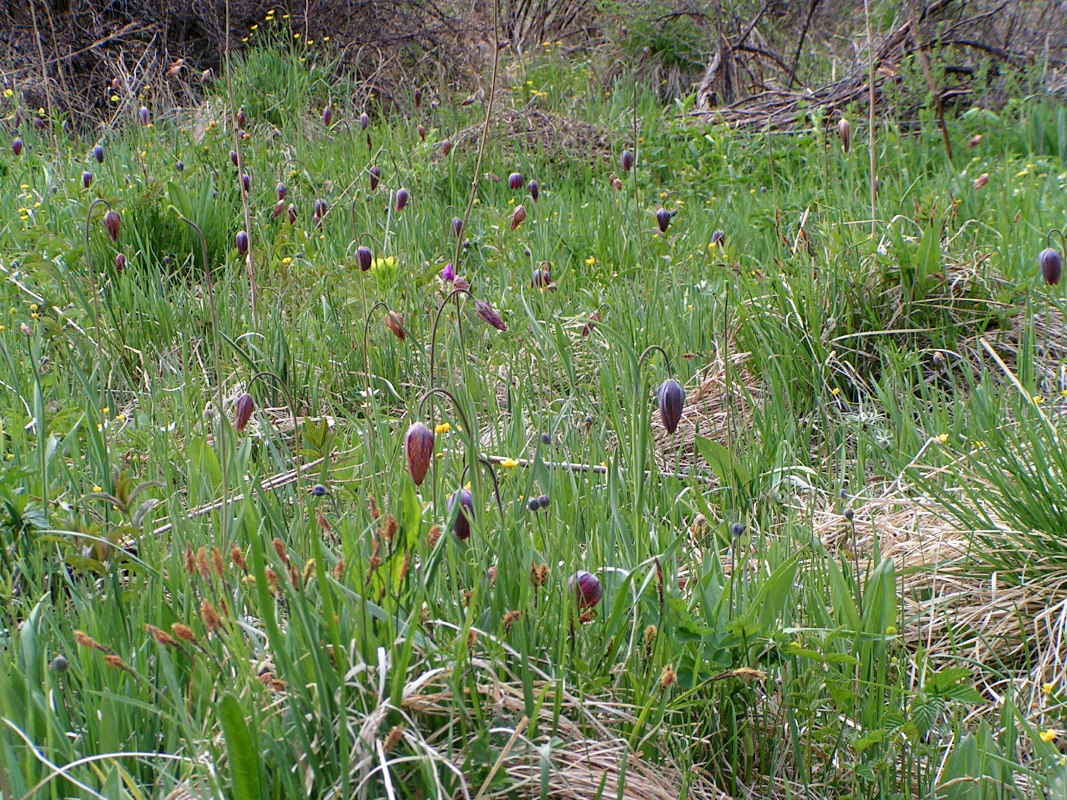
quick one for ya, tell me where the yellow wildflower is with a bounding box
[1040,729,1058,743]
[500,458,519,468]
[434,422,451,434]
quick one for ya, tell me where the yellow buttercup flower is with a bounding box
[1040,728,1058,743]
[500,458,519,468]
[434,422,451,434]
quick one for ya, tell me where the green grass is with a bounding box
[0,23,1066,800]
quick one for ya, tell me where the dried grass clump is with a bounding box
[960,309,1067,394]
[452,107,613,162]
[811,491,1067,720]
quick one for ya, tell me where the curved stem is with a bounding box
[83,198,111,405]
[638,345,673,375]
[460,457,505,519]
[417,387,472,435]
[363,301,388,390]
[429,287,475,388]
[1048,229,1064,250]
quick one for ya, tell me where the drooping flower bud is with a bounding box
[115,253,126,272]
[511,205,527,230]
[272,199,286,218]
[236,108,247,126]
[655,207,674,233]
[838,117,851,153]
[418,124,426,141]
[973,173,989,189]
[235,230,249,254]
[508,172,524,189]
[360,112,370,130]
[314,199,328,219]
[570,570,602,608]
[451,217,464,238]
[385,311,406,340]
[441,262,456,282]
[34,116,46,130]
[276,182,287,200]
[103,210,121,241]
[323,106,333,126]
[83,172,93,188]
[176,161,185,171]
[1040,247,1062,286]
[93,144,105,163]
[414,88,423,108]
[230,150,239,167]
[12,138,23,156]
[139,106,151,125]
[528,179,539,202]
[620,150,635,172]
[448,488,474,540]
[657,379,685,434]
[441,140,453,157]
[369,166,381,190]
[405,422,434,485]
[531,267,552,288]
[287,203,297,225]
[241,174,251,193]
[711,229,726,247]
[396,188,410,211]
[235,393,254,432]
[357,245,373,271]
[475,299,507,331]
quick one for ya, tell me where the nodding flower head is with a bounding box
[396,188,410,211]
[657,379,685,434]
[448,488,474,540]
[441,263,456,282]
[508,172,524,189]
[385,310,406,340]
[360,112,371,130]
[404,422,435,485]
[369,166,381,190]
[570,570,602,608]
[451,217,465,238]
[235,230,249,254]
[655,207,674,233]
[838,117,852,152]
[511,205,527,230]
[93,144,105,163]
[139,106,151,126]
[276,182,287,200]
[82,172,93,189]
[12,138,23,156]
[235,393,254,432]
[475,299,507,331]
[357,246,373,272]
[323,106,333,126]
[620,150,634,172]
[528,179,540,202]
[103,210,122,242]
[1040,247,1063,287]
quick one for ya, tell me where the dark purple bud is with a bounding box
[405,422,435,485]
[369,166,381,190]
[570,570,602,608]
[385,310,406,340]
[448,488,474,540]
[527,497,541,512]
[176,161,185,171]
[418,124,426,141]
[82,172,93,189]
[139,106,150,125]
[314,199,328,218]
[656,208,674,233]
[657,379,685,434]
[230,150,239,167]
[357,246,373,271]
[475,299,507,331]
[272,199,286,218]
[12,138,23,156]
[115,253,127,272]
[323,106,333,126]
[276,182,287,200]
[103,209,121,242]
[511,205,527,230]
[360,112,370,130]
[441,140,453,157]
[1041,248,1062,286]
[508,172,524,190]
[287,203,298,225]
[538,494,550,509]
[528,180,539,202]
[396,188,410,211]
[93,144,105,163]
[236,108,247,126]
[34,116,46,130]
[620,150,635,172]
[441,263,456,282]
[451,217,464,238]
[241,174,251,193]
[235,230,249,254]
[711,230,726,247]
[414,88,423,108]
[310,483,328,497]
[235,393,254,432]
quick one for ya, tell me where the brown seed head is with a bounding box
[201,601,224,632]
[146,624,176,646]
[660,664,678,690]
[171,623,197,644]
[273,537,290,564]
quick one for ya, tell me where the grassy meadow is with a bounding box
[1,18,1067,800]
